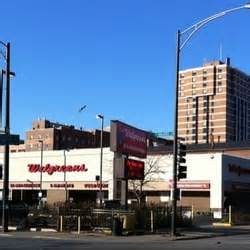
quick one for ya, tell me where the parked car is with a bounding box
[0,201,29,220]
[103,200,121,209]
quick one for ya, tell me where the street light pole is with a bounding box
[96,114,104,207]
[38,140,43,204]
[2,42,10,232]
[63,149,69,202]
[171,4,250,237]
[171,30,180,237]
[0,70,4,128]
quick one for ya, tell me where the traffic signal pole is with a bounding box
[171,30,180,237]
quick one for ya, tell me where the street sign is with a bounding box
[0,134,19,145]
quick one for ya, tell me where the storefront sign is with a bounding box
[84,183,108,189]
[10,183,40,188]
[228,164,250,176]
[169,181,210,190]
[27,164,87,175]
[125,159,145,180]
[50,184,74,188]
[110,120,147,158]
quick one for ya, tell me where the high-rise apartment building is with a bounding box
[178,59,250,144]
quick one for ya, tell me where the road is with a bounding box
[0,233,250,249]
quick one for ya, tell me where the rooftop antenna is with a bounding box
[219,42,223,61]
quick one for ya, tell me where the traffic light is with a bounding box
[0,165,2,179]
[177,141,187,180]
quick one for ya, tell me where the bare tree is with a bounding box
[129,155,166,206]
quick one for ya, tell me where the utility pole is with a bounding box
[2,42,10,232]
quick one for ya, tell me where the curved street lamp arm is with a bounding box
[0,40,6,48]
[180,5,246,50]
[0,50,6,60]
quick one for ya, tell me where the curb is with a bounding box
[30,228,57,232]
[212,223,232,227]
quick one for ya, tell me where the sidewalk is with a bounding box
[1,225,250,241]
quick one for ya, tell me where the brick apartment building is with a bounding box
[25,119,110,151]
[178,58,250,144]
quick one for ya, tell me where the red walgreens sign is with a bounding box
[28,164,87,175]
[125,159,145,180]
[110,120,147,158]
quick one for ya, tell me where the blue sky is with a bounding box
[0,0,250,138]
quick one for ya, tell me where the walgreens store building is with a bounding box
[0,148,250,215]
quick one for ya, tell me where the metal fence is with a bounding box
[0,205,200,233]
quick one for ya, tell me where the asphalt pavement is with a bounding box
[0,225,250,249]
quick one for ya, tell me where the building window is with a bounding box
[203,83,207,87]
[186,130,189,134]
[192,77,196,82]
[211,102,214,106]
[180,73,185,78]
[203,70,207,74]
[192,136,196,141]
[192,71,197,76]
[217,81,222,86]
[218,68,223,73]
[218,74,222,79]
[187,117,190,121]
[203,89,207,94]
[192,90,196,95]
[203,77,207,81]
[192,84,196,89]
[218,87,223,93]
[192,117,196,121]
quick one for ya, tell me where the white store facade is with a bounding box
[0,148,250,213]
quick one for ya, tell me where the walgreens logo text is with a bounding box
[28,164,87,175]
